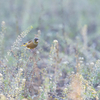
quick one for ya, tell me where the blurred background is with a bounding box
[1,0,100,99]
[0,0,100,53]
[1,0,100,74]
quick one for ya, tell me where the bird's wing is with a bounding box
[28,40,32,43]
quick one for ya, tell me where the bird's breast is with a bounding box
[26,42,38,49]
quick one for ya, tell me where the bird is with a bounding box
[21,37,39,49]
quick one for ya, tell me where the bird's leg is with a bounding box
[30,49,34,53]
[30,48,36,53]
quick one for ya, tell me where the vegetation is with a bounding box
[0,0,100,100]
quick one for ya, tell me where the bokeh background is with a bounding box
[0,0,100,100]
[1,0,100,52]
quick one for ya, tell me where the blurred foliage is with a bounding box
[0,0,100,100]
[0,0,100,52]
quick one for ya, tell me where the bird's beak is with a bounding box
[37,40,39,42]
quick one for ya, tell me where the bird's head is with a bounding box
[34,37,39,43]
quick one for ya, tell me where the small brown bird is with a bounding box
[21,37,39,49]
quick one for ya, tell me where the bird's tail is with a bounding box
[21,43,28,46]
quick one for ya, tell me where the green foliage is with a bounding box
[0,0,100,99]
